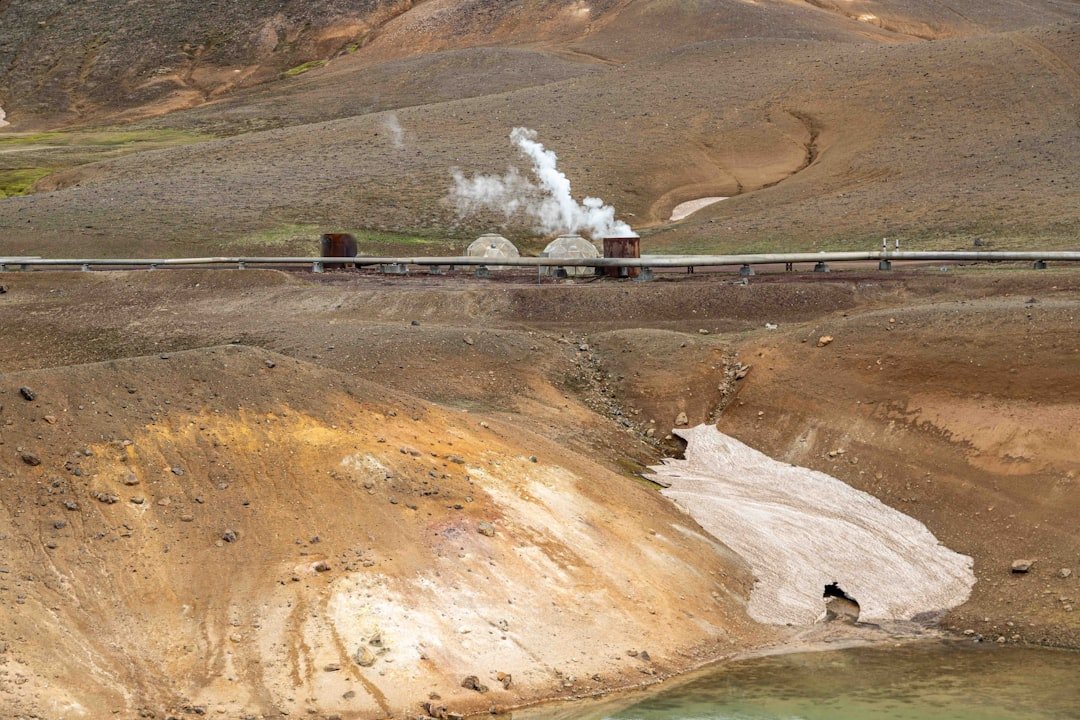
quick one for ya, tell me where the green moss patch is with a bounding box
[0,168,54,198]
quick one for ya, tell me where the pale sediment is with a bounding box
[647,425,976,625]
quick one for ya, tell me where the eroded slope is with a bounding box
[0,345,762,719]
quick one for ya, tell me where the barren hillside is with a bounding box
[0,0,1077,256]
[0,344,762,719]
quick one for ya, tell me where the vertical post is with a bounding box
[313,261,325,273]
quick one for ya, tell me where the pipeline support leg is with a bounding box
[474,265,492,279]
[313,261,325,273]
[814,261,830,273]
[1034,260,1047,270]
[739,264,755,277]
[634,267,655,282]
[878,260,892,271]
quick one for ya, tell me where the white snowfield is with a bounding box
[648,425,976,626]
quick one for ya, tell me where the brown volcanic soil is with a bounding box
[0,265,1077,714]
[0,344,765,719]
[0,1,1077,256]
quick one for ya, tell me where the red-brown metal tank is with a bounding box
[603,234,641,278]
[320,233,357,269]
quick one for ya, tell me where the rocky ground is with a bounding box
[0,263,1077,717]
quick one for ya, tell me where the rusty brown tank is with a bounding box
[320,233,357,269]
[602,235,641,278]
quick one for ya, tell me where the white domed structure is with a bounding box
[466,234,520,268]
[540,235,601,277]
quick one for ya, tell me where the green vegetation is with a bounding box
[283,60,328,77]
[0,168,54,198]
[0,128,205,148]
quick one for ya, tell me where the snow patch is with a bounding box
[647,425,975,625]
[670,196,728,222]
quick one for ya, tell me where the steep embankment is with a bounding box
[0,345,765,719]
[713,285,1080,647]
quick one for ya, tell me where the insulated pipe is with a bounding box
[4,250,1080,270]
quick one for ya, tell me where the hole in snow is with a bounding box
[823,582,861,624]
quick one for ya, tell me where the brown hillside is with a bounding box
[0,344,762,719]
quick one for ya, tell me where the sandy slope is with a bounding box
[0,345,765,719]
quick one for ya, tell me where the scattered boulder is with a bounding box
[817,335,834,347]
[323,663,341,672]
[354,646,376,667]
[94,491,119,504]
[20,452,41,466]
[63,500,79,511]
[1060,568,1072,579]
[1011,559,1033,573]
[496,671,512,690]
[18,387,35,401]
[674,412,688,426]
[314,561,331,573]
[222,529,238,543]
[461,676,488,693]
[477,522,495,537]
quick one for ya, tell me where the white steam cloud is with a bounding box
[382,113,404,149]
[450,127,633,239]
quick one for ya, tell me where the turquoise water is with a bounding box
[526,642,1080,720]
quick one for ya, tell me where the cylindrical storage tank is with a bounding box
[320,233,358,269]
[603,234,641,278]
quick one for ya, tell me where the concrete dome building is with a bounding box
[540,235,601,277]
[466,234,520,268]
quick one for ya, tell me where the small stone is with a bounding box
[20,452,41,466]
[477,522,495,537]
[180,514,194,522]
[314,561,331,572]
[528,455,538,463]
[626,650,638,657]
[410,320,420,326]
[674,412,688,427]
[1060,568,1072,579]
[18,387,35,401]
[94,492,119,505]
[43,415,57,424]
[497,672,512,689]
[130,496,145,505]
[123,474,140,486]
[354,646,376,667]
[264,360,276,369]
[698,329,709,335]
[53,519,67,529]
[639,650,651,662]
[63,500,79,511]
[323,663,341,672]
[170,466,184,476]
[222,529,238,543]
[817,335,834,347]
[463,336,475,346]
[1011,559,1033,573]
[461,676,488,693]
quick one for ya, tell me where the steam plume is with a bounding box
[382,113,404,149]
[451,127,633,238]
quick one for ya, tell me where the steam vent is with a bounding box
[466,233,520,268]
[541,234,601,277]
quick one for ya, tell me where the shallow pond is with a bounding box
[524,642,1080,720]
